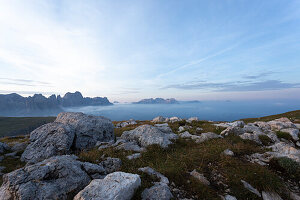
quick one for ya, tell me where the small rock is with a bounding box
[138,167,169,184]
[224,194,237,200]
[121,125,178,148]
[11,142,28,152]
[152,116,167,123]
[262,191,283,200]
[74,172,141,200]
[141,183,173,200]
[223,149,234,156]
[241,180,261,197]
[100,157,122,174]
[178,126,185,132]
[0,142,10,154]
[127,153,141,160]
[190,169,210,185]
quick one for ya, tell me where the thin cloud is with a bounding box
[243,71,275,79]
[0,77,51,87]
[163,80,300,92]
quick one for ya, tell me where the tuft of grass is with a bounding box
[269,157,300,181]
[258,135,273,146]
[276,131,293,141]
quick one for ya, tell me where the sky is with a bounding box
[0,0,300,102]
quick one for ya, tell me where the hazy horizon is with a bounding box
[1,0,300,102]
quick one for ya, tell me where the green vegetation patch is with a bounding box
[242,110,300,123]
[276,131,293,141]
[269,157,300,181]
[0,117,55,137]
[258,135,273,146]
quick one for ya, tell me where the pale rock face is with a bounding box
[262,191,283,200]
[154,123,173,133]
[121,125,178,148]
[215,121,245,128]
[55,112,114,150]
[178,126,185,132]
[252,121,271,131]
[190,169,210,185]
[241,180,261,197]
[267,118,296,131]
[21,122,75,164]
[270,142,300,163]
[280,128,299,141]
[295,124,300,129]
[74,172,141,200]
[239,132,262,144]
[0,155,104,200]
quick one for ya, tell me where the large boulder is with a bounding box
[121,125,178,148]
[21,112,114,164]
[268,118,296,131]
[0,155,105,200]
[74,172,141,200]
[55,112,114,150]
[21,122,75,164]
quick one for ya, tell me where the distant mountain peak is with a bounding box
[133,98,178,104]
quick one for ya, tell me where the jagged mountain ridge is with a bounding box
[0,91,112,116]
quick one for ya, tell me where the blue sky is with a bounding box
[0,0,300,102]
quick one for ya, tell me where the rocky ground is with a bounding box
[0,111,299,199]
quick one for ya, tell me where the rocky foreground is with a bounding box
[0,112,299,199]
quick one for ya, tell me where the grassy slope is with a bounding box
[0,117,55,137]
[242,110,300,123]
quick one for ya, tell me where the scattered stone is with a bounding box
[224,194,238,200]
[223,149,234,156]
[186,117,198,123]
[196,127,203,132]
[100,157,122,174]
[0,155,103,200]
[139,167,169,184]
[179,131,222,143]
[116,119,137,128]
[121,125,178,148]
[221,127,244,136]
[74,172,141,200]
[262,191,283,200]
[270,142,300,163]
[169,116,181,123]
[241,180,261,197]
[239,132,262,144]
[127,153,141,160]
[152,116,167,123]
[190,169,210,185]
[141,182,173,200]
[0,142,10,154]
[139,167,173,200]
[178,126,185,132]
[11,142,28,152]
[115,140,145,152]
